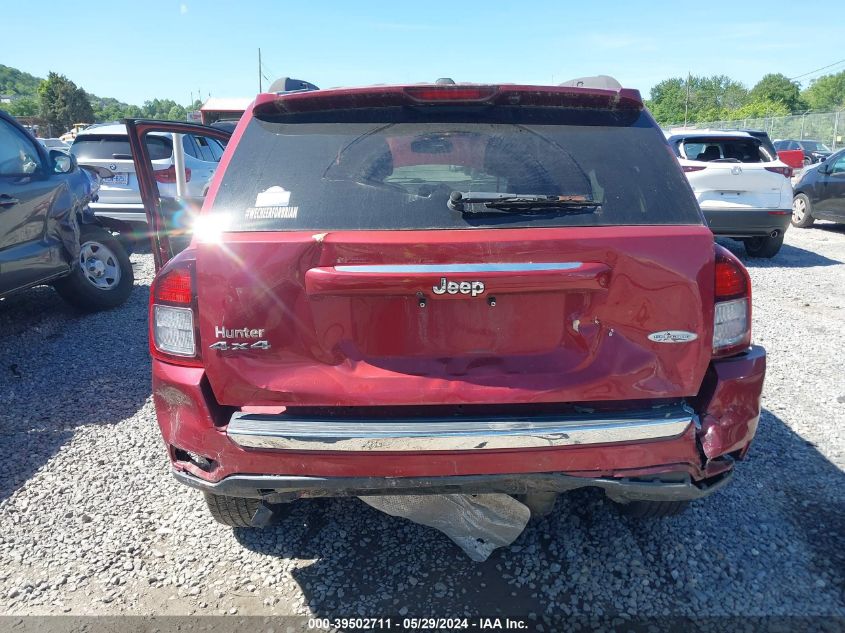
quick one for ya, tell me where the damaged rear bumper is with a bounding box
[173,466,733,504]
[153,346,765,501]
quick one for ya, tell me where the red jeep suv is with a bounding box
[131,80,765,528]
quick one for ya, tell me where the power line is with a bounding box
[789,58,845,81]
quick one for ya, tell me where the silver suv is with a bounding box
[70,123,226,230]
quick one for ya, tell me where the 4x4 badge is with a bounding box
[209,341,271,351]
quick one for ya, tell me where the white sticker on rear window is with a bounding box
[244,205,298,219]
[255,186,291,207]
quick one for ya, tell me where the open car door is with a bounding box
[125,119,231,270]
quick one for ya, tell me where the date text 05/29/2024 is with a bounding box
[308,617,528,630]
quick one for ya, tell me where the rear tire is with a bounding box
[204,493,287,528]
[791,193,815,228]
[53,225,134,311]
[743,232,784,258]
[616,499,690,518]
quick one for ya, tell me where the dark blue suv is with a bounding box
[0,110,133,310]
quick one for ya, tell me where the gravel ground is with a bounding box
[0,225,843,620]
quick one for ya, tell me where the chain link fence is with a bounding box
[663,110,845,149]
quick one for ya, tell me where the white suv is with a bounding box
[70,123,225,229]
[666,131,792,258]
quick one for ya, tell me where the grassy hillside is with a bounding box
[0,64,42,96]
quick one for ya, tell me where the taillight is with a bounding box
[713,245,751,357]
[154,165,192,183]
[765,166,792,178]
[155,267,192,303]
[683,165,706,173]
[150,255,201,365]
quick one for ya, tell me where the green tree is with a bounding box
[731,98,790,119]
[802,71,845,111]
[750,73,804,112]
[647,77,688,124]
[648,75,749,124]
[141,98,185,119]
[36,72,94,136]
[166,104,187,120]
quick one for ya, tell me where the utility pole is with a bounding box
[683,72,691,127]
[258,48,262,93]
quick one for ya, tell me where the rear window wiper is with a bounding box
[449,191,600,214]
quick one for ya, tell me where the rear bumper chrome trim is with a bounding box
[226,407,695,452]
[333,262,583,274]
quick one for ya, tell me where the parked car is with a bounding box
[127,80,765,529]
[0,110,133,310]
[791,148,845,227]
[735,129,777,156]
[37,138,71,154]
[773,139,833,166]
[666,130,792,257]
[69,123,227,234]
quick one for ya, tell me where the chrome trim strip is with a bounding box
[333,262,583,274]
[227,409,694,452]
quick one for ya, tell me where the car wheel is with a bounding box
[791,193,815,228]
[203,493,289,528]
[53,225,134,311]
[615,499,690,518]
[803,156,812,167]
[743,232,785,258]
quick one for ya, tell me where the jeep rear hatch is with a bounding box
[192,86,714,407]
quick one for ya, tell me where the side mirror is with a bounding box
[51,150,76,174]
[818,163,831,174]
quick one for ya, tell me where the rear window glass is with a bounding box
[800,141,830,152]
[71,134,172,161]
[212,107,702,231]
[675,137,773,163]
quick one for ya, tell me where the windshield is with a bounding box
[212,107,701,231]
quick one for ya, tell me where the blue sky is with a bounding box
[1,1,841,105]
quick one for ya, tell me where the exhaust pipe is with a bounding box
[770,230,780,238]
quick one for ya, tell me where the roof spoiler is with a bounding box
[253,82,643,115]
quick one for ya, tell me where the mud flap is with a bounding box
[360,494,530,561]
